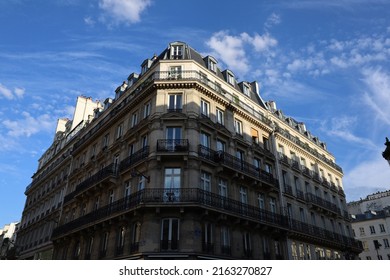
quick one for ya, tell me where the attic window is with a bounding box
[243,84,250,96]
[171,44,183,59]
[227,72,235,85]
[209,59,217,72]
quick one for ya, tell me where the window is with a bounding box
[239,186,248,204]
[200,132,210,148]
[251,128,259,144]
[263,137,270,150]
[102,133,109,150]
[85,236,94,259]
[269,197,276,213]
[168,94,182,112]
[141,134,148,148]
[100,232,109,257]
[94,197,100,211]
[243,232,252,256]
[359,227,365,236]
[264,163,272,175]
[220,226,230,254]
[161,218,179,250]
[124,181,131,197]
[169,66,182,79]
[166,127,182,151]
[131,111,138,128]
[203,222,214,252]
[384,238,390,248]
[164,168,181,201]
[218,178,228,199]
[143,101,151,118]
[299,208,306,223]
[380,224,386,233]
[130,222,141,252]
[216,139,225,152]
[200,171,211,192]
[227,72,235,85]
[91,143,97,159]
[117,227,125,254]
[234,119,243,135]
[116,122,123,139]
[370,225,376,234]
[257,193,265,210]
[253,157,261,170]
[138,176,146,191]
[108,189,114,205]
[171,45,183,59]
[216,108,224,125]
[243,84,250,96]
[200,99,210,117]
[209,59,217,72]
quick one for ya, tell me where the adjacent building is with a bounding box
[0,222,19,259]
[16,41,361,260]
[348,189,390,260]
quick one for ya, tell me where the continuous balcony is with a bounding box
[53,188,287,238]
[198,145,279,189]
[119,146,149,172]
[306,193,341,215]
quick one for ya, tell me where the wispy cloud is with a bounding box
[98,0,152,25]
[0,83,25,100]
[361,67,390,125]
[2,112,55,138]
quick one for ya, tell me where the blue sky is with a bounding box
[1,0,390,227]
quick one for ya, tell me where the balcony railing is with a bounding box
[198,145,279,188]
[306,193,341,215]
[119,146,149,172]
[283,185,294,197]
[64,163,118,204]
[53,188,287,238]
[157,139,189,152]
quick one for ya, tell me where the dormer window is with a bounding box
[141,62,148,75]
[210,59,216,72]
[243,84,250,96]
[224,70,235,85]
[171,44,183,59]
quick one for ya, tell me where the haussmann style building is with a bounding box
[16,41,362,260]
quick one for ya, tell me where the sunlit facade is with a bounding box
[17,42,361,259]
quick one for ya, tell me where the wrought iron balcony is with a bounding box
[279,153,289,166]
[291,159,301,172]
[63,163,118,204]
[157,139,189,152]
[53,188,287,238]
[283,185,294,197]
[198,145,279,188]
[119,146,149,172]
[302,166,312,178]
[306,193,341,215]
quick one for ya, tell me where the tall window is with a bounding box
[85,236,94,259]
[102,133,109,149]
[100,232,109,258]
[240,186,248,214]
[143,101,151,118]
[141,134,148,148]
[117,227,125,254]
[234,119,243,135]
[200,99,210,117]
[131,111,138,127]
[243,232,252,256]
[258,193,265,210]
[216,139,225,152]
[168,94,182,112]
[124,181,131,197]
[200,171,211,192]
[380,224,386,233]
[218,178,228,197]
[161,218,179,250]
[384,238,390,248]
[130,222,141,252]
[164,168,181,201]
[171,45,183,59]
[203,222,214,252]
[200,132,210,148]
[166,127,182,151]
[220,226,231,254]
[116,122,123,139]
[370,225,376,234]
[216,108,224,125]
[251,128,259,144]
[269,197,276,213]
[108,189,115,205]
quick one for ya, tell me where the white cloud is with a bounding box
[361,68,390,125]
[344,156,390,201]
[0,83,25,100]
[84,16,96,26]
[2,112,55,138]
[0,83,13,99]
[99,0,152,25]
[206,31,250,75]
[206,31,278,76]
[264,13,281,30]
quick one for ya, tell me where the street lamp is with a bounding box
[382,137,390,166]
